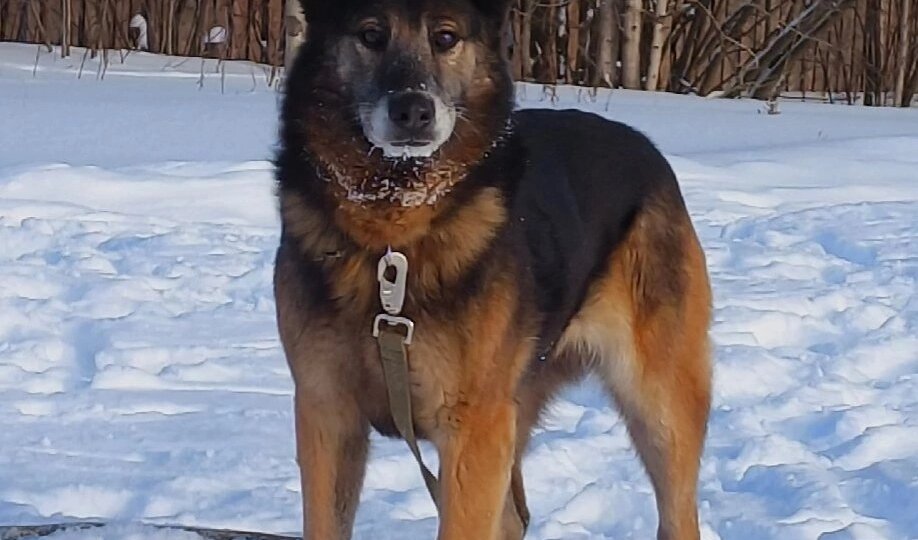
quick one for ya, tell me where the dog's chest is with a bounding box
[353,320,463,440]
[316,192,522,439]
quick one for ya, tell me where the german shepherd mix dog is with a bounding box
[274,1,712,539]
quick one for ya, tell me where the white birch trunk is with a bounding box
[645,0,671,91]
[622,0,643,89]
[284,0,306,71]
[61,0,71,57]
[594,0,617,87]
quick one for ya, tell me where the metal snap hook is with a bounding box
[378,250,408,316]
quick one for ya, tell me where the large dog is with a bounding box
[274,1,712,539]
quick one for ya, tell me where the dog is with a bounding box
[273,1,712,539]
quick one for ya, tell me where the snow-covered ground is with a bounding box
[1,42,916,540]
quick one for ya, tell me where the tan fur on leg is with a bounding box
[294,394,369,540]
[437,400,516,540]
[558,205,712,540]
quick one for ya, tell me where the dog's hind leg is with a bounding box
[498,390,540,540]
[562,207,712,540]
[501,462,529,540]
[599,331,710,540]
[500,353,591,539]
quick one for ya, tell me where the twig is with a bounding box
[685,0,760,67]
[33,44,41,78]
[78,47,90,79]
[99,48,110,80]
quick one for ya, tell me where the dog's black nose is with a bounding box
[388,92,435,133]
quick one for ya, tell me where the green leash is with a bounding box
[372,248,528,531]
[376,324,441,508]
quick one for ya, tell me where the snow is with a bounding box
[1,42,916,539]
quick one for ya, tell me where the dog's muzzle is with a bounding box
[361,90,457,159]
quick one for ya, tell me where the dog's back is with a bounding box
[508,108,688,353]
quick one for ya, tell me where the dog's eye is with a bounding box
[432,30,460,52]
[359,27,387,50]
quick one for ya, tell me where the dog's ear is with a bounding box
[296,0,315,20]
[297,0,329,22]
[471,0,514,24]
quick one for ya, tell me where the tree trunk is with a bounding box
[893,0,911,106]
[214,0,231,58]
[142,0,159,54]
[266,0,283,66]
[593,0,619,87]
[541,3,559,82]
[2,1,25,42]
[864,0,883,105]
[904,56,918,106]
[284,0,305,70]
[510,1,523,78]
[99,0,114,52]
[113,0,130,49]
[566,0,581,83]
[176,0,200,56]
[249,0,265,63]
[645,0,672,90]
[520,0,534,80]
[231,0,250,58]
[61,0,71,57]
[622,0,643,88]
[165,0,176,55]
[83,0,101,55]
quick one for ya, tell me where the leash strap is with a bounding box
[376,325,440,508]
[372,249,525,531]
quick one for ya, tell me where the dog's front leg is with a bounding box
[436,399,517,540]
[294,392,369,540]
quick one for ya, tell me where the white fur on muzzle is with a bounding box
[360,93,457,159]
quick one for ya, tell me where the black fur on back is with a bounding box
[502,109,683,353]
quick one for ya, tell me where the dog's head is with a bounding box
[288,0,514,171]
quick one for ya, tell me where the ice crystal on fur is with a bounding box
[319,158,459,208]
